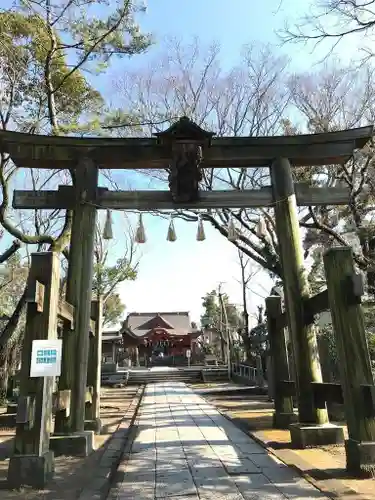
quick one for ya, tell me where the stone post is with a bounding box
[8,252,60,489]
[324,247,375,476]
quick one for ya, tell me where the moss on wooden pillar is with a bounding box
[324,247,375,475]
[55,158,98,434]
[271,157,328,425]
[266,295,297,429]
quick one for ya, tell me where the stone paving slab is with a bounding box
[108,382,331,499]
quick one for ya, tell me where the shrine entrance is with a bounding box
[122,311,200,366]
[0,116,372,488]
[142,330,188,366]
[142,331,188,357]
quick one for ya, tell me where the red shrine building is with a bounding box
[122,311,200,361]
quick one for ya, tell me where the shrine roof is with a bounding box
[123,311,192,338]
[0,123,372,169]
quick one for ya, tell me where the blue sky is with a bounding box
[109,0,362,72]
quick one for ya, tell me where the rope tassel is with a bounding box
[196,216,206,241]
[135,213,146,244]
[167,218,177,242]
[103,209,113,240]
[227,217,237,242]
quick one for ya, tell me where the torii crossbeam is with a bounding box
[0,118,371,210]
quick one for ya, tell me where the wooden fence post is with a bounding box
[85,298,103,433]
[266,295,297,429]
[8,252,60,489]
[324,247,375,476]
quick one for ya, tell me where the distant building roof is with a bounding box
[102,330,122,343]
[102,335,122,342]
[123,311,192,338]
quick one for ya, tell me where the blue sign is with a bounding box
[30,340,62,377]
[36,349,57,365]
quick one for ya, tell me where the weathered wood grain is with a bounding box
[25,280,45,313]
[271,157,328,425]
[57,299,74,328]
[324,247,375,443]
[266,296,295,428]
[13,184,351,210]
[86,298,103,424]
[1,125,372,169]
[13,252,60,457]
[55,159,98,435]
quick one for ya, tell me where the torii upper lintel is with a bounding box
[0,118,372,170]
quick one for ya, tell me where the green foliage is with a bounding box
[368,333,375,362]
[62,0,152,65]
[201,290,220,329]
[0,11,103,132]
[92,256,137,295]
[103,293,125,327]
[101,108,144,134]
[201,290,242,331]
[0,1,151,134]
[201,289,246,361]
[364,305,375,362]
[318,329,341,381]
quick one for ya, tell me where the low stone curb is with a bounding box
[77,385,145,500]
[213,406,369,500]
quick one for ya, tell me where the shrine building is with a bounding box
[122,311,200,359]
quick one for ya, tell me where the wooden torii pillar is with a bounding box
[54,159,98,439]
[0,118,372,450]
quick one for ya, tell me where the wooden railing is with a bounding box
[231,363,258,382]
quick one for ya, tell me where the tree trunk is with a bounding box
[0,350,8,400]
[0,287,27,396]
[0,287,27,349]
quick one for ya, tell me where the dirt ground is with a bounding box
[0,385,140,499]
[192,383,375,500]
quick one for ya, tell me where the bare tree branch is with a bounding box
[280,0,375,63]
[0,240,21,264]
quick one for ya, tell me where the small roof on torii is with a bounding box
[153,116,215,145]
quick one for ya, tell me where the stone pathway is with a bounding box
[109,382,330,500]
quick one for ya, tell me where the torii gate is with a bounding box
[0,117,372,484]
